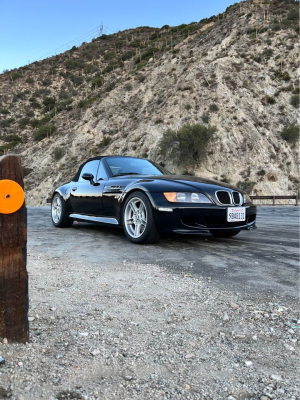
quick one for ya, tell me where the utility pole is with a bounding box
[99,22,103,37]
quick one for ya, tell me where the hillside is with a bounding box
[0,0,299,205]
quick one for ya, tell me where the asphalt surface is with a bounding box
[27,206,299,300]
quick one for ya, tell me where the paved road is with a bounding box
[27,206,299,300]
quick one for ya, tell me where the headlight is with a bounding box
[163,192,212,203]
[243,194,252,204]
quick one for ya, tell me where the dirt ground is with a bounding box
[0,249,299,400]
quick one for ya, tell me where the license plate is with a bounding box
[227,207,246,222]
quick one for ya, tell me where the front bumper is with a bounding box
[152,202,257,234]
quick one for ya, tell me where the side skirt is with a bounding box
[69,213,119,225]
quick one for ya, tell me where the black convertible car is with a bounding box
[50,156,256,244]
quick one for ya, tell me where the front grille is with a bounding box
[216,191,231,205]
[232,191,241,205]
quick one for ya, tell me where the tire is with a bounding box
[122,191,160,244]
[210,229,241,238]
[51,193,73,228]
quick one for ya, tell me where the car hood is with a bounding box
[116,174,241,192]
[152,175,238,191]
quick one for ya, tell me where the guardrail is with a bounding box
[250,195,298,206]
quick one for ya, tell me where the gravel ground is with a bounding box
[0,251,299,400]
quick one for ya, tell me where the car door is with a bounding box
[70,160,108,216]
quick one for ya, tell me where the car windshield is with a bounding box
[106,157,168,176]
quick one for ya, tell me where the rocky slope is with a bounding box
[0,0,299,205]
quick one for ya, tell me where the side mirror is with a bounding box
[82,173,94,181]
[82,173,99,186]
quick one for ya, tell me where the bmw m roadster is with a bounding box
[50,156,257,244]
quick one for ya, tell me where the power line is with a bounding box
[36,26,101,60]
[27,23,116,65]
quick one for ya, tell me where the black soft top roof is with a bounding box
[72,155,138,182]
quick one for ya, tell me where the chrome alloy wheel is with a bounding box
[52,195,62,224]
[124,197,147,238]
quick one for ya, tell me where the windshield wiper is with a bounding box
[113,172,141,177]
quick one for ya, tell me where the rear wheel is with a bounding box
[210,229,241,238]
[51,193,73,228]
[122,192,160,244]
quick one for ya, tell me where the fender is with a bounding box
[52,184,73,213]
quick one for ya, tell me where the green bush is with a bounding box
[43,97,56,110]
[236,181,255,194]
[99,136,112,147]
[33,88,51,97]
[209,103,219,112]
[10,71,21,81]
[42,78,52,86]
[25,77,34,84]
[33,124,56,141]
[0,109,9,115]
[287,7,299,21]
[257,169,266,176]
[19,117,31,128]
[22,167,33,177]
[136,61,148,70]
[1,134,21,143]
[281,124,299,144]
[91,74,104,89]
[84,64,98,74]
[136,74,146,82]
[159,123,216,168]
[124,83,133,91]
[105,82,115,92]
[201,112,210,123]
[266,96,276,105]
[69,74,84,87]
[290,94,300,108]
[136,47,158,63]
[51,147,65,161]
[65,58,84,70]
[0,118,15,128]
[120,51,135,61]
[102,63,119,74]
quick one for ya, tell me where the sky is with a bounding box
[0,0,238,72]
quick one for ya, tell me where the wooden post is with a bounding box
[0,155,29,343]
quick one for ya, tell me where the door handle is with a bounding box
[72,187,77,191]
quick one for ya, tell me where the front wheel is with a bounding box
[51,193,73,228]
[122,192,160,244]
[210,229,241,238]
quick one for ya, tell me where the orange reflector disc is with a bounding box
[0,180,25,214]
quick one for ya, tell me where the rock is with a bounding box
[227,396,237,400]
[271,374,282,381]
[223,313,230,322]
[245,361,253,367]
[90,349,100,356]
[50,307,56,311]
[17,361,23,367]
[78,332,89,337]
[284,344,295,351]
[2,338,8,344]
[123,375,135,381]
[185,353,195,359]
[28,317,35,322]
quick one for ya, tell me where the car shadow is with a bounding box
[71,220,248,248]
